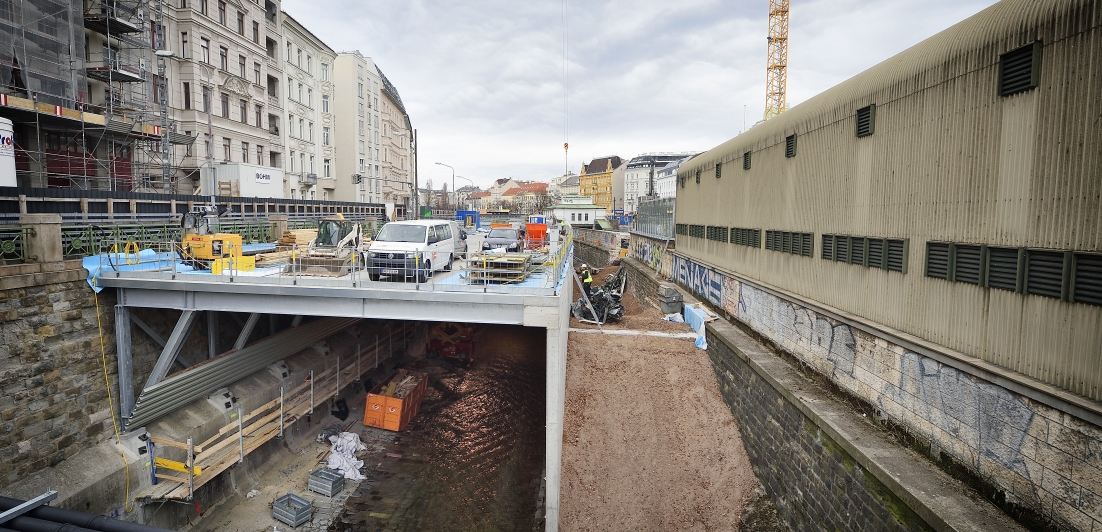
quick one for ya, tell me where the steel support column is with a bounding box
[207,311,218,359]
[114,305,135,420]
[291,315,304,327]
[144,310,199,390]
[234,313,260,350]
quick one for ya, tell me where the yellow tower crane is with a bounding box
[764,0,790,120]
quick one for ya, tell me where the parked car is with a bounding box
[367,220,466,282]
[481,228,522,252]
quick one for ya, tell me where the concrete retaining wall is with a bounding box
[627,232,674,278]
[655,251,1102,531]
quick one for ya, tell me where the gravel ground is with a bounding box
[560,294,760,531]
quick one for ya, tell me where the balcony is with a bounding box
[268,94,281,108]
[301,173,318,186]
[319,176,336,190]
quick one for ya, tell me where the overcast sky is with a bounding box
[281,0,1000,190]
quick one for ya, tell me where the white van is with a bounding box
[367,220,466,282]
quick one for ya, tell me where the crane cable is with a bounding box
[562,0,569,176]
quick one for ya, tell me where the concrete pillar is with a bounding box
[19,213,62,263]
[269,213,288,240]
[538,256,573,532]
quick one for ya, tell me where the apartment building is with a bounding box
[621,153,696,213]
[377,66,414,212]
[281,12,336,200]
[159,0,288,195]
[579,155,621,210]
[332,52,382,204]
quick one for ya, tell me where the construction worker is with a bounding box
[581,264,593,298]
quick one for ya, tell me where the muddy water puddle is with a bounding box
[331,325,546,532]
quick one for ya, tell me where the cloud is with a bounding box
[281,0,999,189]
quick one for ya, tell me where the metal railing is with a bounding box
[0,226,34,264]
[92,228,574,296]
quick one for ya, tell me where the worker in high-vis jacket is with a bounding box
[581,264,593,298]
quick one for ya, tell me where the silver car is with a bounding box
[481,228,521,252]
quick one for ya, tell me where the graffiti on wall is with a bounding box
[667,252,1100,523]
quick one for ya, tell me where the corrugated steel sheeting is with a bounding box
[126,317,360,430]
[674,0,1102,399]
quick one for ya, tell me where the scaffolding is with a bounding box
[0,0,192,192]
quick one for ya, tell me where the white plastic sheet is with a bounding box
[326,432,367,480]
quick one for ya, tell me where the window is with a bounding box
[238,55,246,77]
[856,104,876,137]
[374,115,378,128]
[254,62,261,84]
[255,104,262,127]
[358,102,364,116]
[236,11,244,34]
[309,155,314,173]
[358,82,363,98]
[358,120,364,135]
[308,122,313,141]
[241,141,249,163]
[298,118,304,138]
[183,82,191,109]
[252,21,259,43]
[297,83,302,102]
[217,0,226,24]
[323,127,330,145]
[585,213,590,221]
[321,63,328,81]
[288,114,294,136]
[203,133,211,157]
[743,151,751,170]
[289,150,295,171]
[200,38,210,63]
[202,86,211,112]
[286,42,291,61]
[219,47,228,70]
[180,0,186,7]
[306,55,312,73]
[999,41,1042,97]
[220,92,229,117]
[785,134,797,158]
[180,32,189,59]
[184,131,193,155]
[358,158,365,172]
[715,162,722,179]
[374,97,378,109]
[324,158,331,177]
[358,140,364,154]
[222,138,231,160]
[357,64,363,78]
[307,88,312,107]
[296,49,301,67]
[321,94,329,113]
[257,145,263,166]
[571,213,576,222]
[199,0,207,15]
[239,99,247,123]
[287,76,293,99]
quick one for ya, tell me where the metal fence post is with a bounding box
[187,436,195,501]
[335,357,340,398]
[237,407,244,463]
[309,370,314,414]
[355,341,360,381]
[278,386,285,438]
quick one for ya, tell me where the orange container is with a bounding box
[525,223,547,249]
[363,369,429,432]
[489,222,511,229]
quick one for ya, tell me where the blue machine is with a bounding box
[528,215,546,224]
[456,210,481,230]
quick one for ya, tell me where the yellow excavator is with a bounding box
[285,214,366,276]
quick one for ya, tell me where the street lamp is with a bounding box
[434,162,454,210]
[455,175,474,209]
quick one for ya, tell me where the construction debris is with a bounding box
[571,265,627,324]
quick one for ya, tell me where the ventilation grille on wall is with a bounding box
[1000,41,1041,97]
[955,245,983,285]
[785,134,797,158]
[1026,250,1065,299]
[732,228,761,248]
[743,151,751,170]
[1074,253,1102,306]
[836,236,850,263]
[926,242,951,280]
[695,169,701,184]
[868,238,884,268]
[706,226,729,242]
[689,224,705,238]
[849,238,866,265]
[987,247,1019,291]
[822,235,834,261]
[675,223,688,236]
[715,162,722,179]
[765,230,812,257]
[887,239,907,272]
[856,104,876,137]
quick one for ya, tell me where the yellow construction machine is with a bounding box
[285,214,366,276]
[178,205,245,270]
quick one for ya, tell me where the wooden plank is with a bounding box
[154,473,187,483]
[149,437,190,450]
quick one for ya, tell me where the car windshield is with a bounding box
[375,224,427,243]
[488,229,516,239]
